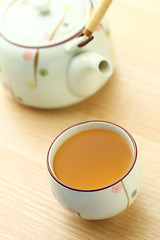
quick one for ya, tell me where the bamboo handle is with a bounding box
[83,0,113,37]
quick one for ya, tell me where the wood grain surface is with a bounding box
[0,0,160,239]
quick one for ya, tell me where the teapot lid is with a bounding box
[0,0,91,48]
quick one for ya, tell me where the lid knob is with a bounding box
[30,0,50,13]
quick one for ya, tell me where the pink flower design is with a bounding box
[96,25,101,32]
[3,82,10,90]
[112,182,123,193]
[67,207,78,215]
[23,51,33,61]
[42,32,51,41]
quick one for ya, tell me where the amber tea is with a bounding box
[53,129,133,190]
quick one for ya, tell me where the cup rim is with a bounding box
[47,120,138,192]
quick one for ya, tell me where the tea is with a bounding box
[53,129,133,190]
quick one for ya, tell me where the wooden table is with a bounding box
[0,0,160,239]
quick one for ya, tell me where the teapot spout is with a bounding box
[68,52,113,97]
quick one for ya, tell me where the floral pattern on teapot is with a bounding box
[0,0,114,108]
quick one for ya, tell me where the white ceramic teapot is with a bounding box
[0,0,114,108]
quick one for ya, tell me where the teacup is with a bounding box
[47,121,141,220]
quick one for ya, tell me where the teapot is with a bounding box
[0,0,114,108]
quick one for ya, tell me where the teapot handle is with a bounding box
[65,35,91,52]
[82,0,113,37]
[78,0,113,48]
[65,34,94,52]
[77,34,94,48]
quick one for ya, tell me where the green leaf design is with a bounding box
[16,96,23,101]
[105,29,110,36]
[39,68,48,76]
[63,23,69,27]
[131,189,137,198]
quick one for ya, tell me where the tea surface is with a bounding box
[53,129,133,190]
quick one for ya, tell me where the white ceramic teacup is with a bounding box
[47,121,141,220]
